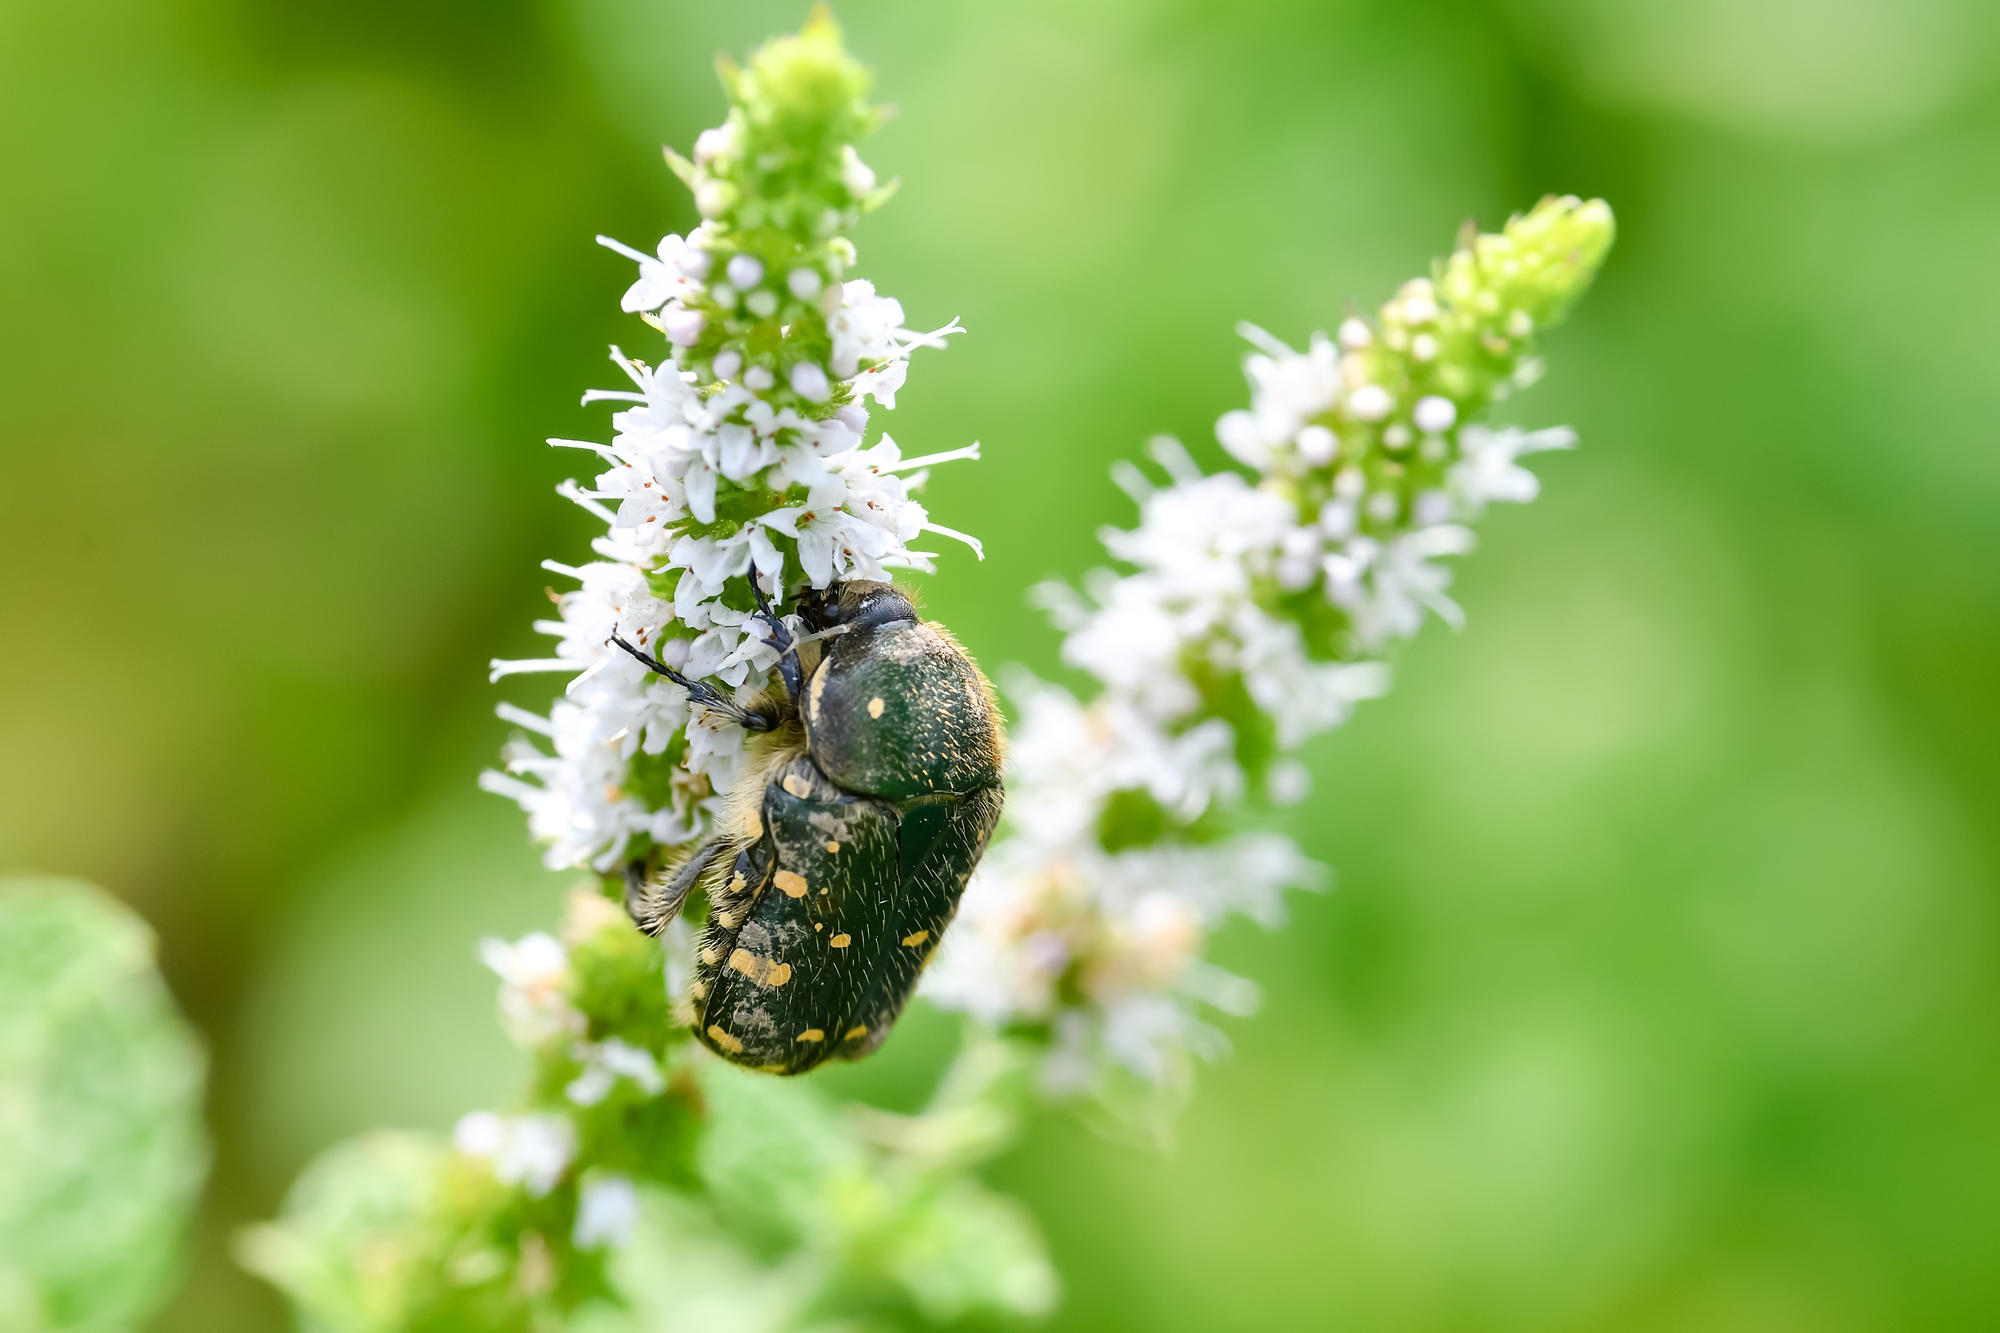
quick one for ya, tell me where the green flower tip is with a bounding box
[672,7,889,239]
[1440,195,1616,334]
[729,6,878,139]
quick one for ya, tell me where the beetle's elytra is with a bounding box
[612,580,1004,1074]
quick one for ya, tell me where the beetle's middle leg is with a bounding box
[625,837,730,936]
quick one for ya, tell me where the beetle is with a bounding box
[610,580,1004,1074]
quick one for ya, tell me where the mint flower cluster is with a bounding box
[243,14,1612,1330]
[242,889,1055,1332]
[482,12,973,875]
[925,198,1615,1109]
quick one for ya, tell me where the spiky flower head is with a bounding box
[484,10,977,877]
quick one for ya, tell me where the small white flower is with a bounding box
[1413,489,1453,527]
[725,253,764,289]
[452,1110,506,1157]
[479,932,580,1046]
[1451,424,1574,513]
[455,1112,576,1198]
[598,234,702,314]
[574,1175,641,1250]
[565,1037,665,1106]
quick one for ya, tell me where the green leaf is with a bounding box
[0,875,208,1333]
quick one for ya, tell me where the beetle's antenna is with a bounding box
[608,635,776,731]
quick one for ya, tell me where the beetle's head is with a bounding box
[795,580,916,634]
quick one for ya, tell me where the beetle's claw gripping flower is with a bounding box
[482,12,977,876]
[925,197,1615,1107]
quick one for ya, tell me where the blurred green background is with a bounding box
[6,0,2000,1328]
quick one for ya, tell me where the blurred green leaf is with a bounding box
[0,876,207,1333]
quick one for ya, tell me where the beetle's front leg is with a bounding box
[752,579,805,708]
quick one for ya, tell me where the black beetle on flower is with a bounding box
[612,580,1004,1074]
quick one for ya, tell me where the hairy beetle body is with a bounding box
[617,581,1003,1075]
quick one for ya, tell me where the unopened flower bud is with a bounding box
[1347,384,1393,421]
[1413,395,1457,432]
[695,179,735,217]
[790,362,831,402]
[1296,424,1338,466]
[842,144,876,196]
[662,308,706,346]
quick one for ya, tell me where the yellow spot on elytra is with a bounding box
[706,1024,743,1053]
[727,949,792,987]
[782,773,810,798]
[809,665,829,725]
[743,807,762,840]
[867,696,885,719]
[814,922,825,932]
[901,930,930,947]
[796,1028,825,1043]
[775,869,808,898]
[844,1025,868,1041]
[830,933,851,948]
[824,840,840,853]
